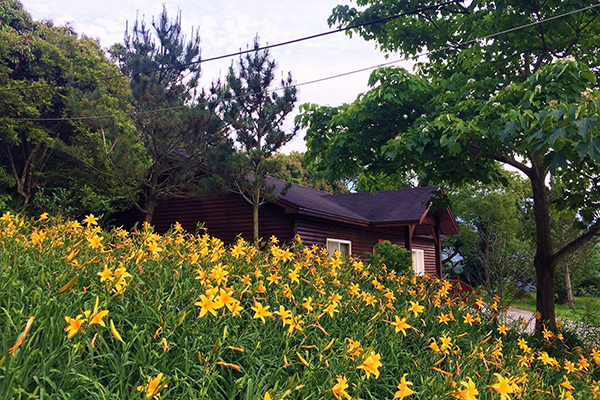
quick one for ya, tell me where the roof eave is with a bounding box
[297,207,370,227]
[444,205,460,235]
[272,198,300,214]
[369,220,422,228]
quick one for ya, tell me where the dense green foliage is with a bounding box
[270,152,349,194]
[0,0,142,216]
[298,0,600,330]
[215,37,298,239]
[0,2,340,226]
[444,173,534,302]
[109,7,232,223]
[1,213,599,399]
[365,241,412,275]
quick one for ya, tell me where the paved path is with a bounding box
[502,307,536,334]
[501,308,600,345]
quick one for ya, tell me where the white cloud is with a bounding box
[20,0,400,153]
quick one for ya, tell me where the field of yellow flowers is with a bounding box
[1,212,599,399]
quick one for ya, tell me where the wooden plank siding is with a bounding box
[295,215,407,258]
[411,236,438,276]
[115,193,444,276]
[114,194,296,244]
[296,216,439,274]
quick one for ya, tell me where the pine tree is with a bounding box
[110,7,229,223]
[218,36,298,240]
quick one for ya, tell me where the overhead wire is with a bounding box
[0,0,459,93]
[9,2,600,122]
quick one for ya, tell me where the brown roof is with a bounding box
[266,178,459,235]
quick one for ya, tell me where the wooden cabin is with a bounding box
[115,178,459,277]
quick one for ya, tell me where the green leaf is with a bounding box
[582,138,600,162]
[592,139,600,162]
[548,127,566,146]
[504,120,520,136]
[579,70,597,84]
[449,141,462,155]
[439,134,447,147]
[527,130,546,143]
[577,142,589,160]
[545,150,566,172]
[574,117,597,139]
[549,108,566,120]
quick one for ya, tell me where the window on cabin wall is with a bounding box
[411,249,425,276]
[326,238,351,258]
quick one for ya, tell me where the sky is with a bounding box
[20,0,414,153]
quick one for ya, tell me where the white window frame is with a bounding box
[326,238,352,258]
[411,249,425,276]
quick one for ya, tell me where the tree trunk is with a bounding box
[535,253,557,331]
[144,173,158,225]
[530,159,557,331]
[483,235,492,292]
[253,185,260,241]
[145,197,156,224]
[564,260,574,310]
[9,143,41,206]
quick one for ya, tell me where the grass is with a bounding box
[512,294,600,322]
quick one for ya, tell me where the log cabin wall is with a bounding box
[115,194,443,276]
[411,236,438,276]
[295,215,440,274]
[114,194,296,243]
[295,215,408,258]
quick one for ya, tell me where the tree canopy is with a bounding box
[0,0,141,216]
[299,0,600,330]
[109,7,231,223]
[270,152,349,194]
[215,37,298,240]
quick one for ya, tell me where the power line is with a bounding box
[0,0,459,94]
[295,1,600,87]
[85,0,458,84]
[10,2,600,123]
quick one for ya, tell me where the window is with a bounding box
[326,238,351,258]
[411,249,425,276]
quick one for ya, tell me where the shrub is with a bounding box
[365,240,412,275]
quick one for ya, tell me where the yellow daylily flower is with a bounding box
[89,309,109,327]
[83,214,99,226]
[137,372,167,399]
[64,315,86,338]
[390,316,412,336]
[393,373,416,399]
[251,301,273,324]
[458,377,479,400]
[357,350,382,380]
[490,373,513,400]
[332,375,351,400]
[408,301,424,317]
[194,294,219,318]
[560,375,574,391]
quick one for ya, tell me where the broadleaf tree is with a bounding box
[217,37,298,240]
[446,173,534,304]
[298,0,600,331]
[270,151,349,194]
[110,7,231,223]
[0,0,141,216]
